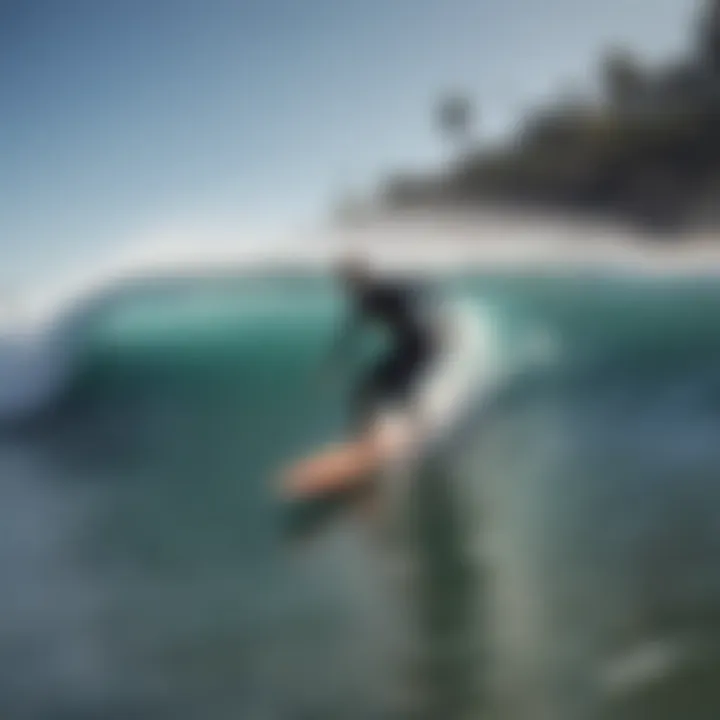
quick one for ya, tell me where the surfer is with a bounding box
[281,254,442,499]
[327,254,437,430]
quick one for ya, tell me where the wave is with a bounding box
[6,237,720,715]
[6,205,720,429]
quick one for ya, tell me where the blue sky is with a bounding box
[0,0,695,292]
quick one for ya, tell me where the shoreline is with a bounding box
[8,209,720,329]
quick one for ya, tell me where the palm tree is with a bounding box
[602,46,645,111]
[436,93,474,159]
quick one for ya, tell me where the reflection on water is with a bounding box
[0,442,108,719]
[4,276,720,718]
[469,369,720,720]
[0,386,486,719]
[6,372,720,719]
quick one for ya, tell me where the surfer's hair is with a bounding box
[335,250,371,283]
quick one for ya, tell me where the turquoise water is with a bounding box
[3,271,720,718]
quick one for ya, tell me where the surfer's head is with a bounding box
[334,251,371,289]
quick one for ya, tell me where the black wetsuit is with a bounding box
[341,279,437,426]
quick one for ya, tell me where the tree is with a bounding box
[435,93,474,156]
[602,47,645,111]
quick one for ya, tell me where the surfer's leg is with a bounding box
[355,348,427,431]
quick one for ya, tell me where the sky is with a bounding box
[0,0,698,294]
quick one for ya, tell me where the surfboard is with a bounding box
[280,300,490,501]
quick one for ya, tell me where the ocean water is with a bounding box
[3,270,720,719]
